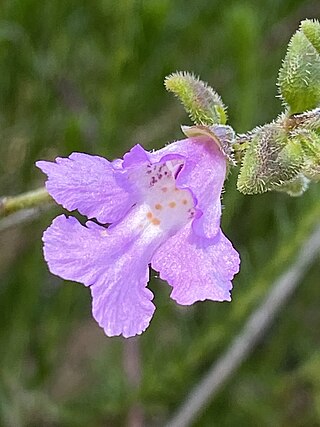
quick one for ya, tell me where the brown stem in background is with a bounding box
[164,224,320,427]
[123,337,145,427]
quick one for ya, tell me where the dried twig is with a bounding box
[165,224,320,427]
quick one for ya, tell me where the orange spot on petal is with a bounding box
[155,203,162,210]
[152,218,161,225]
[146,212,153,219]
[169,202,176,208]
[162,187,168,192]
[182,199,188,205]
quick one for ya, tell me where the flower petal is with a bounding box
[91,265,154,338]
[122,144,150,168]
[36,153,137,224]
[43,215,111,286]
[151,223,240,305]
[43,214,155,337]
[150,137,227,238]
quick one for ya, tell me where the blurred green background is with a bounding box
[1,1,320,426]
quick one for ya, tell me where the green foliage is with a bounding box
[238,19,320,196]
[165,20,320,197]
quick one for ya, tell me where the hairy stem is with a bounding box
[0,188,52,218]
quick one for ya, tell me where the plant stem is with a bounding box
[0,188,52,218]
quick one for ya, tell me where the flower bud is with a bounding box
[278,19,320,114]
[164,72,227,125]
[237,123,304,194]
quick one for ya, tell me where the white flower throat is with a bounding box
[141,160,195,233]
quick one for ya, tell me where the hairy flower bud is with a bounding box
[278,19,320,113]
[237,123,304,194]
[237,20,320,197]
[164,71,227,125]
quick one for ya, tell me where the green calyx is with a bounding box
[181,124,236,163]
[236,108,320,196]
[237,122,303,194]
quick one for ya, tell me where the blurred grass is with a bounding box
[1,1,320,426]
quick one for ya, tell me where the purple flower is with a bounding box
[36,136,240,337]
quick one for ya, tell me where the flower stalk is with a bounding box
[0,188,52,218]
